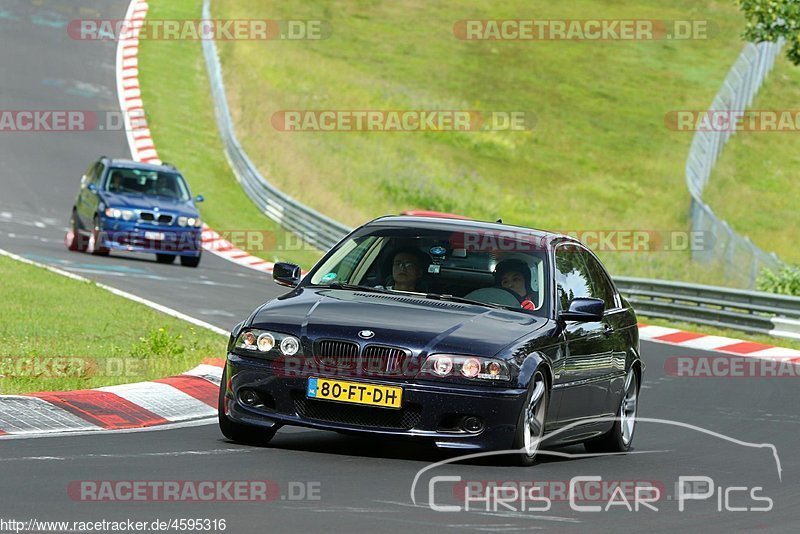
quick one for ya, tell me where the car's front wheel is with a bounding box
[510,369,549,466]
[86,216,109,256]
[66,210,87,252]
[218,366,278,445]
[585,366,639,453]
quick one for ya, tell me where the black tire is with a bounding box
[218,366,278,445]
[156,254,176,264]
[180,253,201,268]
[585,366,639,454]
[509,369,549,466]
[87,216,110,256]
[66,211,87,252]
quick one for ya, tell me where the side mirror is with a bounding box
[273,262,301,288]
[194,194,205,203]
[87,183,97,193]
[559,297,604,322]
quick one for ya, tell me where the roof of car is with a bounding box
[106,158,180,173]
[366,215,580,247]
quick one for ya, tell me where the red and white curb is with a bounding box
[0,364,223,436]
[639,323,800,360]
[115,0,276,275]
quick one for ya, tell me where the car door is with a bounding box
[552,244,616,426]
[580,248,631,416]
[77,162,102,227]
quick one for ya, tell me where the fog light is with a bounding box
[462,416,483,433]
[460,358,481,378]
[238,389,259,406]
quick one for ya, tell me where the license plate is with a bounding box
[144,231,165,240]
[306,377,402,409]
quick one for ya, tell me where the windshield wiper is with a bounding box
[317,282,394,294]
[422,293,505,310]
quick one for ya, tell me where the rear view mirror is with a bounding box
[273,262,301,288]
[559,297,604,322]
[195,194,205,203]
[87,183,97,192]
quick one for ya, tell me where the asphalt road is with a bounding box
[0,1,797,532]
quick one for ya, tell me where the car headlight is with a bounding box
[104,208,134,220]
[420,354,510,380]
[232,328,301,357]
[177,217,202,228]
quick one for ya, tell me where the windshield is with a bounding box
[308,226,550,314]
[104,167,191,201]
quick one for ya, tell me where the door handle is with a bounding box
[587,324,613,340]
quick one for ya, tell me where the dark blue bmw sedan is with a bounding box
[220,216,642,465]
[66,157,204,267]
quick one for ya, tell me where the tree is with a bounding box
[738,0,800,65]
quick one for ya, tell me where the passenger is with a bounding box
[379,247,428,292]
[495,259,538,310]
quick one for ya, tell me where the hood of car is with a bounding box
[101,192,198,215]
[249,288,549,358]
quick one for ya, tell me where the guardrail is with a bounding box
[686,40,784,288]
[615,276,800,340]
[201,0,351,251]
[201,0,798,340]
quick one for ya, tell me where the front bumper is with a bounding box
[99,218,201,256]
[223,353,528,451]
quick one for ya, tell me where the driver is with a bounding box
[495,259,538,310]
[108,171,123,192]
[377,247,429,292]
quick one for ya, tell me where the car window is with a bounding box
[307,227,550,315]
[579,249,618,310]
[84,162,102,186]
[554,244,593,311]
[104,168,191,201]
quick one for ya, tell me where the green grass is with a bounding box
[0,255,224,394]
[703,54,800,265]
[205,0,755,284]
[137,0,322,268]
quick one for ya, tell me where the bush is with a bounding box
[756,265,800,296]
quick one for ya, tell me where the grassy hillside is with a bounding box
[208,0,752,282]
[703,53,800,265]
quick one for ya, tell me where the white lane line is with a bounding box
[0,247,228,336]
[0,449,249,462]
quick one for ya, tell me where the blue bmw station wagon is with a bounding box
[67,157,204,267]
